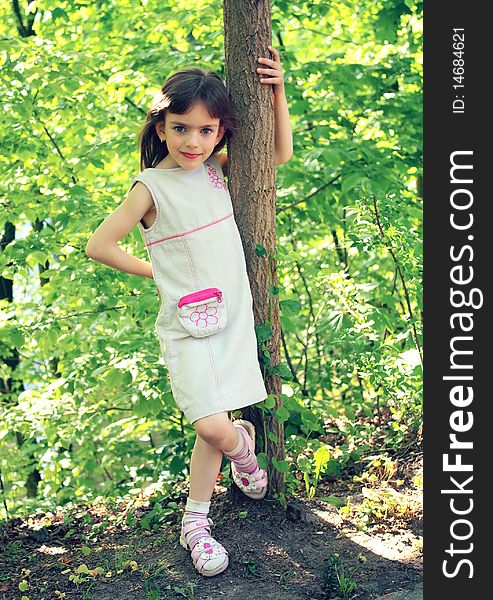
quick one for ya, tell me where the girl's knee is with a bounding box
[194,412,230,444]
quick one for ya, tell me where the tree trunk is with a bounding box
[223,0,285,500]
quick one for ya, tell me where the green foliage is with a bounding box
[140,495,179,532]
[324,553,360,600]
[341,484,415,531]
[0,0,421,517]
[300,444,331,499]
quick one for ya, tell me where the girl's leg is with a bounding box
[188,434,224,502]
[187,411,238,504]
[192,411,239,454]
[193,412,266,500]
[224,419,268,499]
[181,412,238,576]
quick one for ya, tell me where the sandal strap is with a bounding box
[235,424,255,454]
[182,516,213,537]
[190,535,228,571]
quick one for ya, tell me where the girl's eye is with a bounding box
[173,126,213,134]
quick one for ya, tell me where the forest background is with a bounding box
[0,0,422,521]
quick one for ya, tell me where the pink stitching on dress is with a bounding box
[146,212,233,247]
[207,164,228,190]
[189,304,219,328]
[180,236,224,402]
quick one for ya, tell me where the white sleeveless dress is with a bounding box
[129,155,268,424]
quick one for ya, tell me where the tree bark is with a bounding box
[223,0,285,500]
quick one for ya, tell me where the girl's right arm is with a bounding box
[85,182,155,280]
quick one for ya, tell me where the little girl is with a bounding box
[85,45,293,577]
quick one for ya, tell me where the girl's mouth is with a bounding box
[181,152,202,159]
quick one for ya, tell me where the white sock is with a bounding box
[185,498,211,514]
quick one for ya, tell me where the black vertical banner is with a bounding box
[424,3,490,597]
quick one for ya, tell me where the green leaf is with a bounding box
[132,397,149,417]
[279,299,301,315]
[52,6,69,20]
[255,244,267,257]
[255,323,273,343]
[76,564,90,574]
[256,452,269,470]
[318,495,346,508]
[104,368,132,388]
[0,325,25,349]
[89,157,105,169]
[322,147,341,167]
[64,529,76,539]
[169,455,186,475]
[271,363,292,380]
[280,314,298,334]
[341,172,368,196]
[263,395,276,409]
[271,457,289,473]
[301,410,319,426]
[314,445,331,479]
[326,460,341,477]
[144,395,162,417]
[274,405,290,422]
[297,456,310,471]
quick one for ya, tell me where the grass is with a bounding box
[144,579,162,600]
[323,553,359,600]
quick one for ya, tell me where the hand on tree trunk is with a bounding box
[257,45,286,98]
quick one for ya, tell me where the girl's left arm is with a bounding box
[257,45,294,165]
[216,45,293,172]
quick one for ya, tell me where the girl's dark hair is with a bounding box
[138,67,237,170]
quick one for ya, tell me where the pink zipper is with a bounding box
[178,287,223,308]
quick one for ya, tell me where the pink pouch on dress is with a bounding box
[177,287,227,338]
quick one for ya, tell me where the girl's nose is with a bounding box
[186,135,200,148]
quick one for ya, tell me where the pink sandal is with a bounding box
[231,419,268,500]
[179,516,229,577]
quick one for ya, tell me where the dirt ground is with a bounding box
[0,453,422,600]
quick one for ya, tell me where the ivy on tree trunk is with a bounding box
[223,0,286,502]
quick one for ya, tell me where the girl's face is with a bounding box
[156,101,225,169]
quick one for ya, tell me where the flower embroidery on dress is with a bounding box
[207,163,228,190]
[233,470,258,492]
[189,303,219,329]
